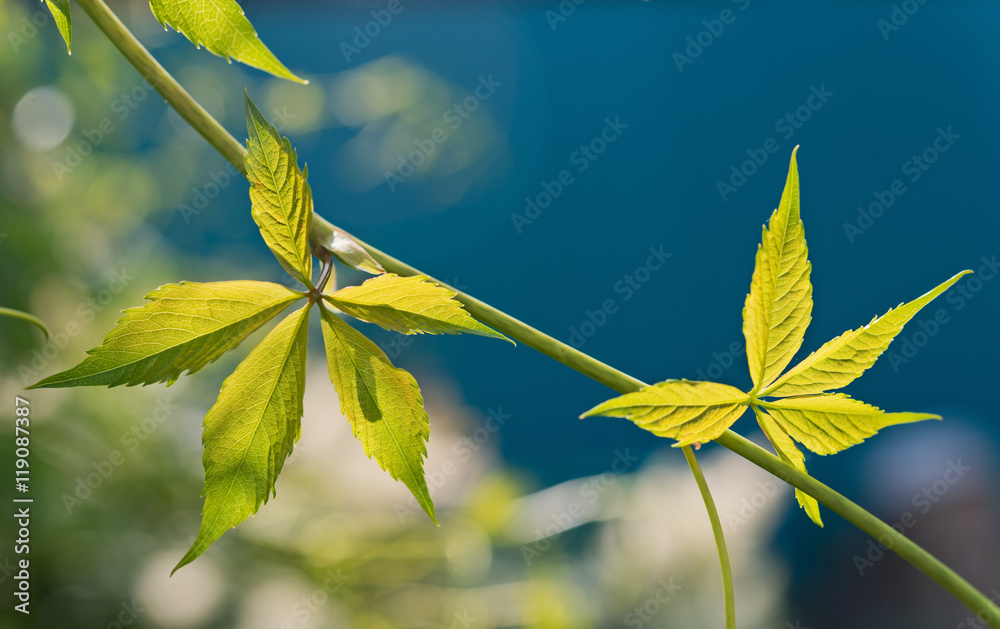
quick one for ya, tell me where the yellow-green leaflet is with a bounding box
[760,394,939,456]
[581,380,750,447]
[753,406,822,526]
[42,0,72,53]
[28,281,303,389]
[319,306,436,522]
[148,0,304,83]
[174,304,310,573]
[743,147,812,391]
[761,271,971,397]
[325,274,511,342]
[245,95,314,286]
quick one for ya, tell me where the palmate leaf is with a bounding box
[174,304,310,572]
[245,95,314,286]
[581,380,750,447]
[760,394,938,456]
[760,271,971,397]
[743,147,812,391]
[753,406,822,526]
[28,281,303,389]
[325,274,511,342]
[42,0,71,53]
[148,0,304,83]
[319,305,436,522]
[580,148,965,528]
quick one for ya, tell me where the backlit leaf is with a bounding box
[245,94,314,286]
[319,305,436,522]
[761,271,971,397]
[174,304,310,572]
[761,394,939,456]
[753,406,822,526]
[149,0,304,83]
[581,380,750,447]
[28,281,303,389]
[743,147,812,391]
[325,273,510,342]
[42,0,71,53]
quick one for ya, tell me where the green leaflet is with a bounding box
[743,147,812,392]
[245,95,314,286]
[753,406,822,526]
[0,306,50,339]
[581,380,750,447]
[174,304,310,572]
[582,148,965,527]
[319,305,436,523]
[325,273,511,343]
[29,281,303,389]
[42,0,72,53]
[760,271,971,397]
[760,394,938,456]
[148,0,304,83]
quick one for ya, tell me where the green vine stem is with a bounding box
[682,446,735,629]
[73,0,1000,623]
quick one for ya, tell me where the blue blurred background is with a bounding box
[2,0,999,627]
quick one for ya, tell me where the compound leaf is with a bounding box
[174,304,310,572]
[29,281,303,389]
[325,273,510,343]
[743,147,812,391]
[754,406,822,526]
[42,0,72,53]
[245,94,314,286]
[761,393,939,456]
[149,0,304,83]
[761,271,971,397]
[319,305,436,523]
[581,380,750,447]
